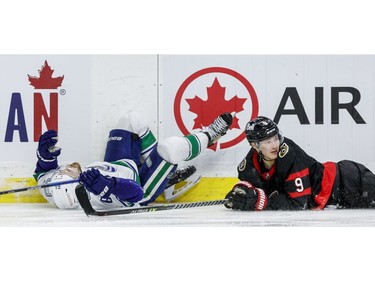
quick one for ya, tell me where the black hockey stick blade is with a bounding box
[75,184,97,216]
[75,184,227,217]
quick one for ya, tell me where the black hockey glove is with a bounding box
[224,181,267,211]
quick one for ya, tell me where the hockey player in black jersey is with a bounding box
[225,116,375,211]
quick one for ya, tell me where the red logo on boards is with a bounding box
[28,60,64,89]
[28,60,64,141]
[4,60,64,143]
[174,67,259,150]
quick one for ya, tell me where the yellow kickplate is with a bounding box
[0,177,238,203]
[155,177,237,203]
[0,178,47,203]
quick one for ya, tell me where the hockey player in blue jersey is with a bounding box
[34,111,233,210]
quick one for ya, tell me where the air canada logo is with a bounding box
[174,67,259,150]
[4,60,64,142]
[28,61,64,89]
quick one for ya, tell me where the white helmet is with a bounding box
[50,164,81,209]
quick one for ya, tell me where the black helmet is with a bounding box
[245,116,280,143]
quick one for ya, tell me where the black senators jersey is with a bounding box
[237,137,337,210]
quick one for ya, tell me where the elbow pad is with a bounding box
[113,178,144,203]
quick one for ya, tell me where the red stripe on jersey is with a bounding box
[252,152,275,181]
[252,152,261,173]
[286,168,309,182]
[288,187,312,198]
[314,162,337,210]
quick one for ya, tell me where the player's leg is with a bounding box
[338,160,375,208]
[157,112,233,164]
[104,111,157,164]
[203,112,234,147]
[116,111,158,162]
[155,112,233,201]
[137,148,177,205]
[103,129,142,165]
[166,165,197,187]
[137,112,232,205]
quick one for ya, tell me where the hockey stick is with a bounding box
[0,179,80,196]
[75,184,227,217]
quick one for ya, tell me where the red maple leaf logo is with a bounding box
[186,77,246,130]
[28,60,64,89]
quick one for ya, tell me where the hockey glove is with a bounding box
[79,168,115,201]
[35,130,61,173]
[224,181,267,211]
[37,130,61,161]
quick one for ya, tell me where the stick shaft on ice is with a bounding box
[75,184,227,217]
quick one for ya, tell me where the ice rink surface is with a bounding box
[1,202,375,226]
[2,203,375,281]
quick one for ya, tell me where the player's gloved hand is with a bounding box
[224,181,267,211]
[79,168,115,200]
[37,130,61,162]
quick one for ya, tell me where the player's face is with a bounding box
[258,135,280,160]
[60,162,82,179]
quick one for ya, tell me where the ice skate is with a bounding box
[167,165,197,188]
[203,112,233,147]
[164,165,201,201]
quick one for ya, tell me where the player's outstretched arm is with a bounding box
[80,168,144,203]
[34,130,61,179]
